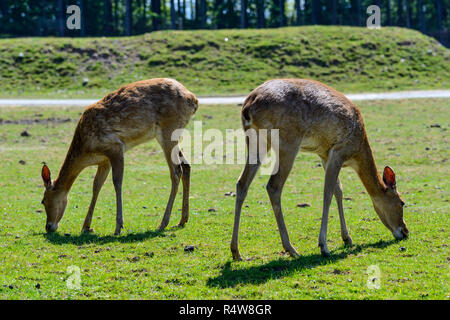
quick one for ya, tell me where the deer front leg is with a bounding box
[319,150,343,257]
[82,161,111,233]
[107,147,125,236]
[321,159,352,246]
[178,150,190,227]
[157,138,182,231]
[334,177,352,246]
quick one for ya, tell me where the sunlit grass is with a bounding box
[0,98,448,299]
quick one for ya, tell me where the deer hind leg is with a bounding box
[320,159,352,246]
[156,132,182,231]
[82,161,111,233]
[178,149,190,227]
[106,143,125,236]
[319,149,344,257]
[231,134,264,260]
[266,139,302,258]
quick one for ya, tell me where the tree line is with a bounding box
[0,0,447,39]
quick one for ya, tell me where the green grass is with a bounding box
[0,98,448,299]
[0,26,449,98]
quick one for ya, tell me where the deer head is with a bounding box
[41,164,68,232]
[372,166,409,240]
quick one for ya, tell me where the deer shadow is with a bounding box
[42,225,184,245]
[206,239,398,289]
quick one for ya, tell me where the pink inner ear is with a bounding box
[383,166,396,186]
[42,165,51,184]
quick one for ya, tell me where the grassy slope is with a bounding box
[0,26,449,98]
[0,99,448,299]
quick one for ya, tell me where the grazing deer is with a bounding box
[41,78,198,235]
[231,79,408,259]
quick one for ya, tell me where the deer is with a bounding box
[231,79,408,259]
[40,78,198,235]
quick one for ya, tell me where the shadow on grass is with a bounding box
[207,239,397,288]
[43,225,183,245]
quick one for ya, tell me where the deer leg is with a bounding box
[266,143,300,258]
[157,137,182,231]
[231,161,261,260]
[319,150,344,257]
[81,161,111,233]
[178,149,190,227]
[106,146,125,236]
[321,159,352,246]
[231,134,264,260]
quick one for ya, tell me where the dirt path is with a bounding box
[0,90,449,107]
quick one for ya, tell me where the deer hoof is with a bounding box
[231,248,242,261]
[232,254,243,261]
[343,237,353,246]
[320,249,330,258]
[81,228,94,234]
[114,225,123,236]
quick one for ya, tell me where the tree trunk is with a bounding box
[200,0,206,28]
[125,0,132,35]
[279,0,285,27]
[256,0,265,28]
[152,0,161,30]
[113,0,118,34]
[356,0,361,26]
[240,0,247,28]
[396,0,403,26]
[311,0,318,24]
[386,0,391,26]
[170,0,176,29]
[404,0,411,28]
[58,0,64,36]
[182,0,186,27]
[104,0,113,35]
[435,0,443,30]
[295,0,301,26]
[39,0,47,36]
[331,0,337,25]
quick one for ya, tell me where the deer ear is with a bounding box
[41,164,52,188]
[383,166,396,188]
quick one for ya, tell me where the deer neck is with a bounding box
[53,130,85,195]
[354,139,386,200]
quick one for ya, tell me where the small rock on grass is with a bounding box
[64,233,71,237]
[35,283,40,289]
[208,208,217,212]
[224,192,236,197]
[184,245,195,252]
[19,160,26,165]
[399,246,406,252]
[128,256,140,262]
[20,130,30,137]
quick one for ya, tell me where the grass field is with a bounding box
[0,26,449,98]
[0,98,448,299]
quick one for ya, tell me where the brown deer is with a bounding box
[231,79,408,259]
[40,78,198,235]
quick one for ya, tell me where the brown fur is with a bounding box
[231,79,408,259]
[41,78,197,234]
